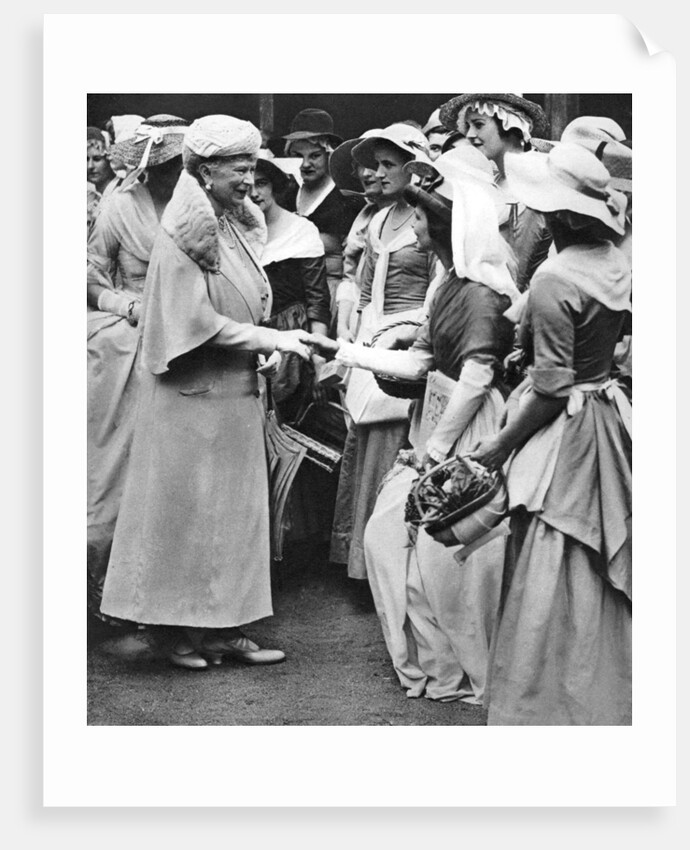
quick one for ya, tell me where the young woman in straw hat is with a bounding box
[100,115,314,669]
[86,114,188,621]
[470,143,632,725]
[313,146,518,703]
[440,93,553,293]
[329,123,438,581]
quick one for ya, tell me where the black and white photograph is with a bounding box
[84,91,633,729]
[40,12,676,811]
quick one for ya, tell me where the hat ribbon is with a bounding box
[578,183,620,216]
[120,124,185,191]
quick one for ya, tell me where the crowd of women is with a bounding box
[86,93,632,725]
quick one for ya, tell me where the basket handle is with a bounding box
[412,455,462,520]
[411,454,500,522]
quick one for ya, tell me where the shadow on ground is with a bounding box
[87,541,488,727]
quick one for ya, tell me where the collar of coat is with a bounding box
[161,169,267,272]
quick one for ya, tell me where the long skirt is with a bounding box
[330,419,410,579]
[362,389,506,703]
[87,312,141,620]
[100,350,273,628]
[486,509,632,725]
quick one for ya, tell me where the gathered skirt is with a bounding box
[486,509,632,725]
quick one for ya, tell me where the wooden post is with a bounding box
[544,94,580,140]
[259,94,274,136]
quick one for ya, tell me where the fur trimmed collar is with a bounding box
[161,170,267,271]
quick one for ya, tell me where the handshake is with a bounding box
[273,330,341,362]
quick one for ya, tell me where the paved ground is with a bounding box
[87,541,487,727]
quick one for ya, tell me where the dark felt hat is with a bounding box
[282,108,343,147]
[439,93,550,139]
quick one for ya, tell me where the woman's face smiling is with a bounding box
[464,109,505,162]
[372,143,410,200]
[204,155,256,208]
[291,140,329,187]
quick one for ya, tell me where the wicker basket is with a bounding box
[374,373,427,399]
[409,456,508,547]
[370,319,427,399]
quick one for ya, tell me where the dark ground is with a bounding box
[87,541,488,726]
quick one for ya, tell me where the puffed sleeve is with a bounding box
[141,229,280,375]
[526,271,577,397]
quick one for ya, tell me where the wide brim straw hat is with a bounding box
[282,108,343,148]
[110,114,188,169]
[561,116,632,193]
[352,123,431,171]
[439,93,550,140]
[504,143,627,235]
[329,129,384,195]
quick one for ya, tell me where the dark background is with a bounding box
[87,93,632,147]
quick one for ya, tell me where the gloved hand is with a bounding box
[425,359,495,461]
[335,341,432,379]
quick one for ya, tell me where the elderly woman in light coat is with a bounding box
[100,115,314,669]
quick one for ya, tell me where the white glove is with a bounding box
[425,359,495,461]
[335,340,433,380]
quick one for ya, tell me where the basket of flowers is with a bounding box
[404,455,507,547]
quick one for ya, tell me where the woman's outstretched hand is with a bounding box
[469,434,511,471]
[276,329,315,361]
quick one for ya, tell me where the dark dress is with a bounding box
[301,183,363,317]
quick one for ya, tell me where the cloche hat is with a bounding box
[110,114,188,170]
[504,143,627,235]
[282,108,343,148]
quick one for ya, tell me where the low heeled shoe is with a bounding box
[169,640,209,670]
[203,635,286,666]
